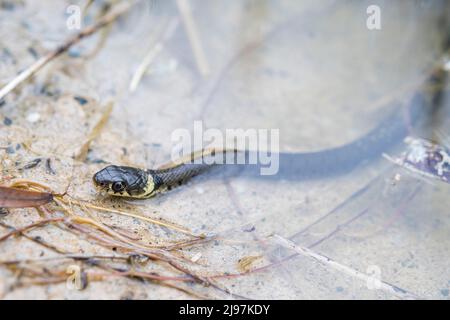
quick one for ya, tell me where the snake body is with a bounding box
[93,68,447,199]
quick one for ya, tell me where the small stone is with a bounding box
[26,112,40,123]
[5,146,15,154]
[195,186,205,194]
[3,117,12,126]
[68,48,81,58]
[28,47,39,59]
[74,96,88,105]
[243,225,256,232]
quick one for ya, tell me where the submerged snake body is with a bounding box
[93,70,446,199]
[93,162,210,198]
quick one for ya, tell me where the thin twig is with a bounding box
[0,218,65,242]
[0,0,138,101]
[75,101,114,161]
[176,0,210,76]
[74,200,201,238]
[129,18,180,92]
[271,234,419,300]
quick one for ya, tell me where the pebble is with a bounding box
[74,96,88,105]
[195,186,205,194]
[5,146,15,154]
[26,112,41,123]
[3,117,12,126]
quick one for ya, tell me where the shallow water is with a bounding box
[0,0,449,299]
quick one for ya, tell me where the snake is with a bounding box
[93,65,447,199]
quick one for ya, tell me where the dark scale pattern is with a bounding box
[150,163,212,190]
[93,165,148,196]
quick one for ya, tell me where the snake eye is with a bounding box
[112,181,126,193]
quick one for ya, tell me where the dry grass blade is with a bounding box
[176,0,210,76]
[129,17,180,92]
[0,218,64,242]
[0,193,239,298]
[0,0,138,101]
[76,201,202,238]
[83,0,120,58]
[75,101,114,161]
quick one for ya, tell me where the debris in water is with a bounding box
[384,137,450,183]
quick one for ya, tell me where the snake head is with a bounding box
[93,165,149,197]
